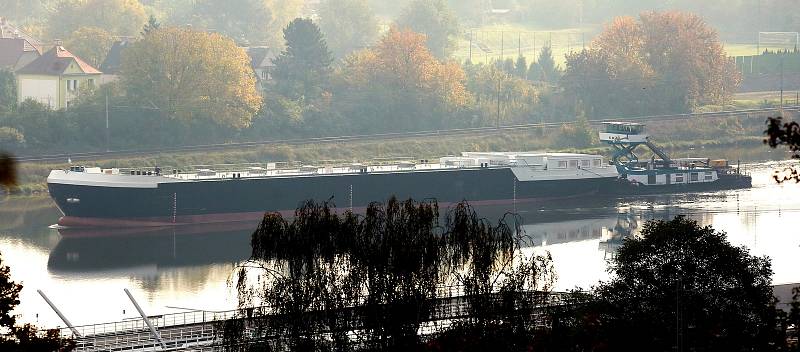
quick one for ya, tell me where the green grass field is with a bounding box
[452,22,785,67]
[452,23,598,66]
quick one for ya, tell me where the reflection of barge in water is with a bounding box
[48,209,638,273]
[48,225,253,273]
[600,122,752,195]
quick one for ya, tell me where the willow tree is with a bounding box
[120,27,263,129]
[222,198,555,351]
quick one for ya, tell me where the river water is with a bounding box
[1,161,799,330]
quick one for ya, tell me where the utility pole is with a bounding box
[469,29,473,62]
[105,93,110,152]
[780,54,784,108]
[582,32,585,50]
[496,78,501,129]
[500,31,504,62]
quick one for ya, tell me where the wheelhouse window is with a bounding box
[558,161,567,168]
[581,160,590,168]
[690,173,699,182]
[675,174,684,183]
[593,159,601,167]
[569,160,578,168]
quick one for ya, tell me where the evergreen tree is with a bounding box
[514,55,527,78]
[502,57,515,75]
[141,15,160,36]
[272,18,334,100]
[537,46,559,83]
[527,61,542,81]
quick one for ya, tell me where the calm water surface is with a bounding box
[1,161,799,329]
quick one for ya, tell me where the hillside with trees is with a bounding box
[0,3,751,155]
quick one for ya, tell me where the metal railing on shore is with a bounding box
[58,288,584,352]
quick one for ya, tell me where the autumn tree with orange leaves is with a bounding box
[563,11,740,118]
[333,28,469,132]
[120,27,263,130]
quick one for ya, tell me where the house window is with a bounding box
[87,79,95,88]
[675,174,684,183]
[261,70,269,80]
[67,80,78,91]
[558,161,567,169]
[569,160,578,168]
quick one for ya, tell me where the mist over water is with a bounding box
[0,162,799,329]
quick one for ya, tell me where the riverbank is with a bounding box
[8,115,791,195]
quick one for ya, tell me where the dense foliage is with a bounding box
[563,11,740,118]
[333,27,470,132]
[0,8,744,155]
[120,27,263,130]
[764,116,800,183]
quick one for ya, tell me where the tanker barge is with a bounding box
[47,152,620,228]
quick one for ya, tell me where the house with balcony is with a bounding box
[16,45,102,110]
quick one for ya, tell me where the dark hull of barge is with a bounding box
[49,167,621,230]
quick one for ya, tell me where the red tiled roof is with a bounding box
[16,46,101,75]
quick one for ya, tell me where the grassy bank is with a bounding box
[8,113,785,196]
